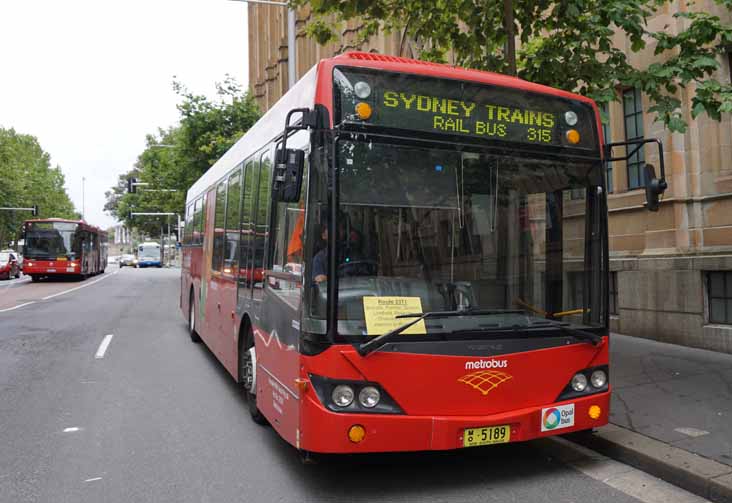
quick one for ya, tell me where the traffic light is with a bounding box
[31,205,38,216]
[127,177,137,194]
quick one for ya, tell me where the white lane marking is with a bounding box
[674,427,710,437]
[95,334,114,359]
[41,270,118,301]
[84,477,102,483]
[0,301,36,313]
[549,437,709,503]
[63,427,81,433]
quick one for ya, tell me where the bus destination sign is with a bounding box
[334,68,598,150]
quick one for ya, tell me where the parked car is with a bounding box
[0,251,21,279]
[119,254,137,268]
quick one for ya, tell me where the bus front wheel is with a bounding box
[188,291,201,343]
[241,326,267,426]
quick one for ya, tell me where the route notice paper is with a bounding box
[363,297,426,336]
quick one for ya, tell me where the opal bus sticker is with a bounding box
[541,404,575,431]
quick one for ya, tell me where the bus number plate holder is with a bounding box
[462,425,510,447]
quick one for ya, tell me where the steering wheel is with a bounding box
[338,259,378,277]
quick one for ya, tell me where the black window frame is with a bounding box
[622,88,645,190]
[707,271,732,324]
[609,271,618,315]
[600,102,613,193]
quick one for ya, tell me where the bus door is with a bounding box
[255,142,307,442]
[200,186,220,354]
[215,167,243,375]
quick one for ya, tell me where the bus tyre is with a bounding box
[188,292,201,343]
[31,275,39,282]
[242,326,268,426]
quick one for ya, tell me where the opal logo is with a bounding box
[464,359,507,370]
[541,404,575,432]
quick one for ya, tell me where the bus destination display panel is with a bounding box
[333,67,598,151]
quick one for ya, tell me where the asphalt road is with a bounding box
[0,267,709,503]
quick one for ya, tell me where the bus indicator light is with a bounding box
[348,424,366,443]
[566,129,580,144]
[589,405,602,420]
[355,102,372,120]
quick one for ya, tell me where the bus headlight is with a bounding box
[571,373,588,392]
[309,375,403,414]
[332,385,354,407]
[354,81,371,99]
[590,370,607,388]
[564,110,578,126]
[358,386,380,408]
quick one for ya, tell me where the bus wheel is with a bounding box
[30,275,39,282]
[188,291,201,343]
[242,326,268,426]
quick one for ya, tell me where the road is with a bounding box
[0,268,710,503]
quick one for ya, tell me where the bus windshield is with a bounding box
[24,222,80,259]
[139,245,160,259]
[309,138,606,339]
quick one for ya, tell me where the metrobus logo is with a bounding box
[464,359,508,370]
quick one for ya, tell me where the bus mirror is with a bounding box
[643,164,667,212]
[274,148,305,203]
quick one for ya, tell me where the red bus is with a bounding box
[180,52,665,455]
[23,218,108,281]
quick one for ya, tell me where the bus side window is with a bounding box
[193,197,202,244]
[254,151,272,278]
[238,158,256,291]
[224,168,242,275]
[212,181,227,272]
[272,152,308,274]
[184,202,194,244]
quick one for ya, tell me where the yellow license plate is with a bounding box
[56,257,68,261]
[463,425,511,447]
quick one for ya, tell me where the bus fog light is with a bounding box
[564,110,578,126]
[571,373,588,392]
[590,370,607,388]
[332,385,354,407]
[589,405,602,420]
[348,424,366,443]
[358,386,380,408]
[354,81,371,99]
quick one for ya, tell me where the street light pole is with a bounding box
[82,176,86,220]
[227,0,297,88]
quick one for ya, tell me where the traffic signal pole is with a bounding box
[0,205,38,215]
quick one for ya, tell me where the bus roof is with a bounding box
[24,218,106,235]
[186,52,598,205]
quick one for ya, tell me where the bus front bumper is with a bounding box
[299,391,610,453]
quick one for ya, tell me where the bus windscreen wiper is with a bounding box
[529,320,603,346]
[357,309,524,357]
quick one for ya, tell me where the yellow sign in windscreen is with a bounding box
[363,297,426,336]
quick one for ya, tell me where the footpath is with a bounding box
[570,333,732,502]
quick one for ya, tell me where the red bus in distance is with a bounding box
[180,52,613,455]
[23,218,108,281]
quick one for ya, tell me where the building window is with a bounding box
[609,272,618,315]
[707,271,732,324]
[600,103,613,193]
[623,88,645,190]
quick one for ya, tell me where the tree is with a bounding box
[105,77,261,238]
[0,128,78,247]
[293,0,732,132]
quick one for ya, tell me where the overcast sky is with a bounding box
[0,0,249,229]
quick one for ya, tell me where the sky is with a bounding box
[0,0,249,229]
